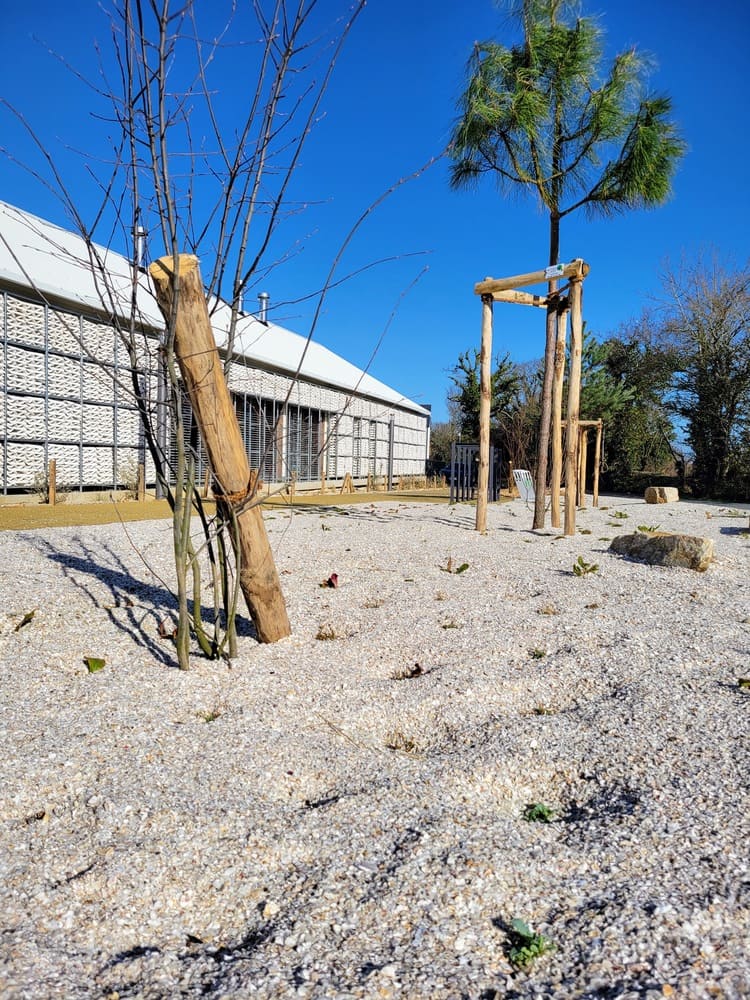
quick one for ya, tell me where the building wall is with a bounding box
[1,288,428,492]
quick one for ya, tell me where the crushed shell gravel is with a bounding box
[0,495,748,999]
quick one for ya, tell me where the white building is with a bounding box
[0,201,430,495]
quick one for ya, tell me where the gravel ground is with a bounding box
[0,495,748,999]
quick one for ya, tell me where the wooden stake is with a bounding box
[592,421,602,507]
[578,428,589,509]
[564,277,584,536]
[550,303,568,529]
[137,462,146,501]
[48,459,56,506]
[476,293,493,534]
[149,253,290,643]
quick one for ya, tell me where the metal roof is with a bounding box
[0,201,428,416]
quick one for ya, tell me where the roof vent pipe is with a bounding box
[258,291,270,323]
[134,225,147,268]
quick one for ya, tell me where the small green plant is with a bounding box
[573,555,599,576]
[532,706,555,716]
[578,528,592,535]
[522,802,555,823]
[529,647,546,660]
[738,677,750,690]
[611,510,629,519]
[441,557,470,575]
[637,524,661,533]
[14,609,36,632]
[84,656,105,673]
[507,918,554,969]
[197,704,224,722]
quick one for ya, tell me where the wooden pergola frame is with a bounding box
[473,259,592,536]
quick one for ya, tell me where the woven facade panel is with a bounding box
[6,345,44,394]
[81,317,115,365]
[48,309,81,354]
[6,441,45,487]
[6,297,45,349]
[83,403,114,443]
[116,407,141,448]
[47,352,81,397]
[82,361,116,404]
[49,445,81,485]
[48,399,82,441]
[82,446,114,484]
[6,394,45,439]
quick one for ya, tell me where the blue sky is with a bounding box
[1,1,749,423]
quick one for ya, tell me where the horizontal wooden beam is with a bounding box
[492,289,549,307]
[562,418,602,428]
[475,259,590,297]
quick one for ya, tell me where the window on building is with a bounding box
[234,395,280,483]
[286,404,321,481]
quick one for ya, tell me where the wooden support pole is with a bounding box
[564,277,584,536]
[592,421,602,507]
[48,459,56,506]
[149,253,291,643]
[550,302,568,529]
[474,259,589,297]
[491,289,549,307]
[137,462,146,501]
[578,428,589,509]
[476,293,493,534]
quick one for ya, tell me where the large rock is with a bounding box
[609,531,714,572]
[645,486,679,504]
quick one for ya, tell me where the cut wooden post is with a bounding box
[202,466,211,499]
[149,253,291,643]
[48,459,56,506]
[564,277,584,536]
[474,259,589,296]
[476,292,493,534]
[550,301,568,529]
[578,428,589,508]
[592,421,602,507]
[137,462,146,501]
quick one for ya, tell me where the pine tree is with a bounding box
[449,0,685,526]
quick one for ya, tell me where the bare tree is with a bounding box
[3,0,369,667]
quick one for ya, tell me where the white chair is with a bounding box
[513,468,535,504]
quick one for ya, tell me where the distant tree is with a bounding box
[660,258,750,498]
[449,0,685,527]
[591,326,678,490]
[448,349,521,442]
[429,421,460,467]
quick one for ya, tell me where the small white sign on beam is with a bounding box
[544,263,566,280]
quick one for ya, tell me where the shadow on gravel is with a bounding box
[25,535,256,667]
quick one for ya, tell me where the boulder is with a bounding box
[609,531,714,572]
[645,486,679,504]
